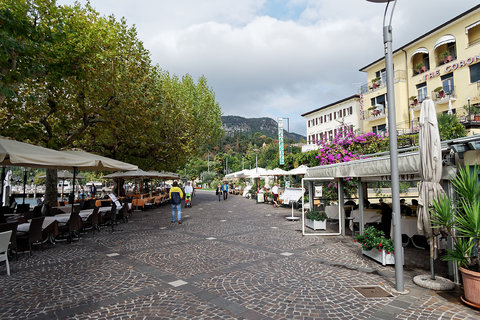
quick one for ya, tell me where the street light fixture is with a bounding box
[253,149,260,172]
[366,0,405,293]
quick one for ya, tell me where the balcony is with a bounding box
[364,108,386,122]
[431,86,456,104]
[359,70,407,94]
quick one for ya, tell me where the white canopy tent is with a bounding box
[304,150,456,237]
[305,152,455,181]
[287,165,309,176]
[260,168,289,177]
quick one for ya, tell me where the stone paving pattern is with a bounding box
[1,190,479,319]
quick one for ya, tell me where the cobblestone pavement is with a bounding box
[1,190,480,319]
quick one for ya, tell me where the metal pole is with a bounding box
[23,168,27,204]
[468,97,471,123]
[0,167,5,207]
[382,0,404,292]
[358,178,364,235]
[208,152,210,173]
[338,179,345,236]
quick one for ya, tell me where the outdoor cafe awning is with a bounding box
[305,151,456,181]
[0,137,138,171]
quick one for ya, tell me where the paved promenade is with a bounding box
[1,190,479,319]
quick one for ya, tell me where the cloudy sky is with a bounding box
[59,0,479,135]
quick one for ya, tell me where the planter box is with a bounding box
[305,218,326,230]
[362,248,404,266]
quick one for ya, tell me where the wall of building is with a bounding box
[304,97,361,146]
[361,7,480,136]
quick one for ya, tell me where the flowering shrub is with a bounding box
[315,128,385,203]
[354,226,395,254]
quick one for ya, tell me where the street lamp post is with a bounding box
[367,0,404,293]
[467,96,471,122]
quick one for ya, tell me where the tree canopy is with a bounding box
[0,0,222,172]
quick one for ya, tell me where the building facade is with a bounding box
[359,5,480,136]
[301,95,362,152]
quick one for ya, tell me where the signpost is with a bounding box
[278,118,284,165]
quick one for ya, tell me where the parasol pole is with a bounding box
[0,166,5,206]
[430,235,435,280]
[71,167,77,213]
[22,168,27,204]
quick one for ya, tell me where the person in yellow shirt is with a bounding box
[169,181,184,224]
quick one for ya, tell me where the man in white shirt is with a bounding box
[271,183,279,208]
[185,181,193,195]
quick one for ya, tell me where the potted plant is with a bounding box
[355,226,398,265]
[371,77,380,89]
[409,96,419,106]
[305,208,327,230]
[430,166,480,307]
[434,86,445,98]
[415,62,426,74]
[440,50,453,64]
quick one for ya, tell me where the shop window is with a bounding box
[416,82,427,103]
[470,63,480,83]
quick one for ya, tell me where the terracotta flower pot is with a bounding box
[459,267,480,307]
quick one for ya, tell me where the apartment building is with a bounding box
[359,4,480,136]
[301,95,362,151]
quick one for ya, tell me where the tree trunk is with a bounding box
[45,169,58,207]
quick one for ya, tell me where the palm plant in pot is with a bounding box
[430,165,480,307]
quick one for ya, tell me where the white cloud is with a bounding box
[58,0,480,134]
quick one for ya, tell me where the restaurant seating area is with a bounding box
[0,192,172,272]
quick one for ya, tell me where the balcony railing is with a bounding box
[364,109,386,122]
[359,70,407,94]
[431,86,456,103]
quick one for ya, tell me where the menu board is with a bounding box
[109,193,122,208]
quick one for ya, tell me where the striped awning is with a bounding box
[410,47,428,58]
[433,35,456,50]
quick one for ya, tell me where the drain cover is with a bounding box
[354,286,392,298]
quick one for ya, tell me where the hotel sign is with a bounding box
[422,54,480,81]
[278,118,284,165]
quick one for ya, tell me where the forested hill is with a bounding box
[221,116,305,142]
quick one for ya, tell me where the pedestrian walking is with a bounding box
[221,182,228,200]
[271,183,279,207]
[184,181,193,207]
[215,184,222,201]
[169,181,184,224]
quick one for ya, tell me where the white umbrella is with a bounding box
[60,150,138,171]
[287,165,309,176]
[447,97,453,115]
[416,98,445,280]
[0,137,94,169]
[260,168,289,176]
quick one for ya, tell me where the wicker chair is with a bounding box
[17,216,45,256]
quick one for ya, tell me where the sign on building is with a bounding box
[278,118,284,165]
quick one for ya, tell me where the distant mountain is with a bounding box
[221,116,305,142]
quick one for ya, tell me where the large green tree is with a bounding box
[0,1,222,203]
